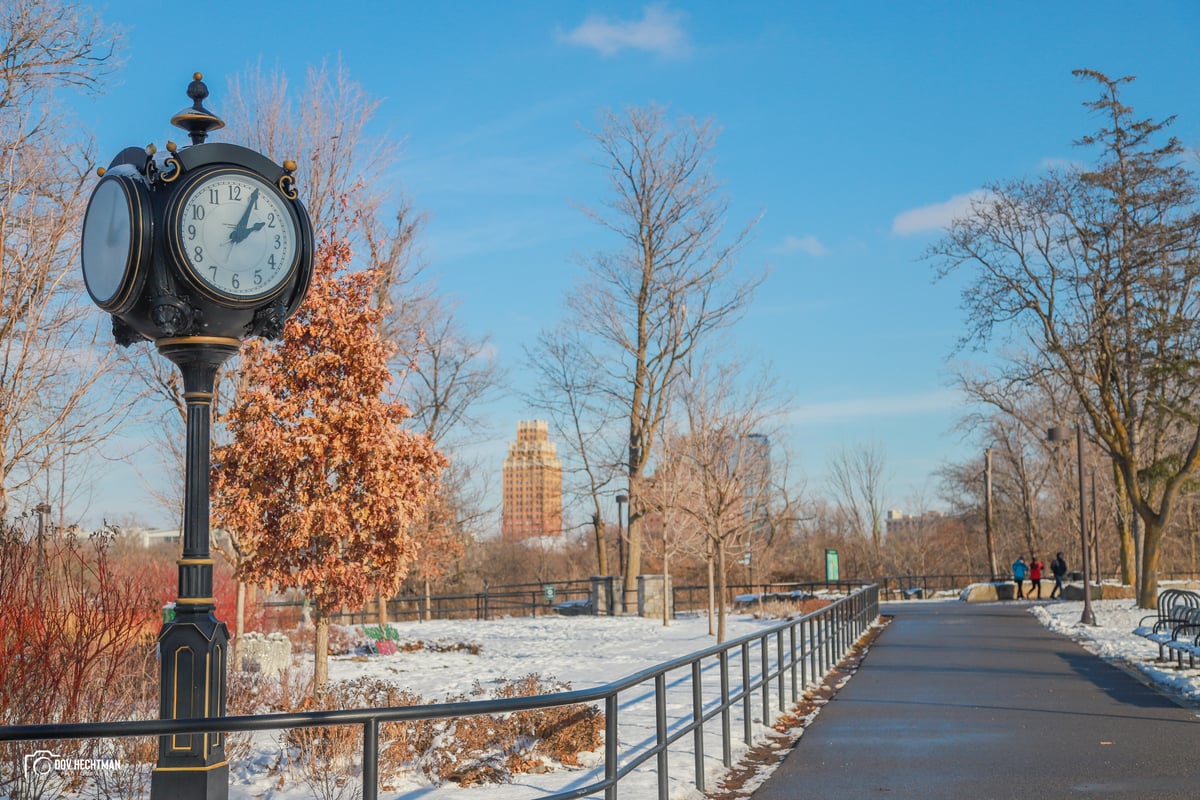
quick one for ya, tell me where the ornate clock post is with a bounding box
[80,74,314,800]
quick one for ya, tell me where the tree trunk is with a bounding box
[314,610,329,693]
[423,576,432,622]
[375,593,388,626]
[592,514,608,576]
[1139,517,1164,609]
[1112,461,1136,587]
[706,547,715,637]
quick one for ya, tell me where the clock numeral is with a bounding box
[231,274,240,290]
[209,265,218,280]
[191,205,205,221]
[267,212,276,228]
[207,187,220,204]
[254,270,263,286]
[193,246,204,263]
[274,234,282,250]
[268,254,276,268]
[228,184,243,201]
[187,224,197,240]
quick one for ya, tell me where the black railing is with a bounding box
[671,580,864,614]
[0,585,880,799]
[872,573,997,600]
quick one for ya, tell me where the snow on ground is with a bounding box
[1031,595,1200,704]
[229,611,817,800]
[225,595,1200,800]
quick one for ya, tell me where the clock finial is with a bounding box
[170,71,225,146]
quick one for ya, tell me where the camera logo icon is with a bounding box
[24,750,59,778]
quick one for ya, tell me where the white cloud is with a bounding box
[891,190,991,236]
[787,390,962,425]
[558,4,690,58]
[774,234,829,257]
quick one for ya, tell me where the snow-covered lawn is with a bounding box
[229,610,840,799]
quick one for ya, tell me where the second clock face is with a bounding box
[172,168,299,303]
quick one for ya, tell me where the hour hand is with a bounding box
[228,188,261,244]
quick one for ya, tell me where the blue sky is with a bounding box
[71,1,1200,529]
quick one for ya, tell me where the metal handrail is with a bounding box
[0,584,880,799]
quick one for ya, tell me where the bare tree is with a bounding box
[525,323,625,576]
[659,359,780,642]
[564,104,763,610]
[0,0,128,520]
[930,71,1200,607]
[827,442,890,571]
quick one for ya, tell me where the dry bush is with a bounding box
[747,597,831,621]
[224,669,603,792]
[282,681,367,800]
[0,521,160,800]
[327,625,360,656]
[424,674,604,786]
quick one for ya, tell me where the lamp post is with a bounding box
[1047,423,1097,626]
[615,493,628,579]
[984,449,998,581]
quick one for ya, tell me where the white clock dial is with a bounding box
[172,168,299,303]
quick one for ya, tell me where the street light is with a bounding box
[1047,423,1097,626]
[615,493,628,579]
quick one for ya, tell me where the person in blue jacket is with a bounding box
[1011,555,1028,599]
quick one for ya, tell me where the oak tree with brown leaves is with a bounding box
[211,226,446,689]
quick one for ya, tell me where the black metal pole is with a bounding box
[151,336,240,800]
[1076,424,1097,626]
[34,502,50,593]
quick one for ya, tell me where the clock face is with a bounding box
[170,168,300,304]
[81,173,148,312]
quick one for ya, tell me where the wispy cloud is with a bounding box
[773,234,829,257]
[557,4,690,58]
[1040,156,1085,172]
[892,190,991,236]
[787,390,961,425]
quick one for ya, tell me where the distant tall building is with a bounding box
[501,420,563,540]
[738,433,771,532]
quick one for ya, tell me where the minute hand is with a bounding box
[229,188,261,244]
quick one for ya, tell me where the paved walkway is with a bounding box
[751,600,1200,800]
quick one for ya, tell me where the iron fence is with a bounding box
[0,585,879,799]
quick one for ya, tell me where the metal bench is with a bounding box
[1134,589,1200,662]
[1162,607,1200,668]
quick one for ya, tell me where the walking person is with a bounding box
[1029,555,1044,599]
[1050,552,1067,599]
[1011,555,1028,599]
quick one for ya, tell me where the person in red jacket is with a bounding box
[1029,556,1044,599]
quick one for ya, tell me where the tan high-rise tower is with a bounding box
[502,420,563,540]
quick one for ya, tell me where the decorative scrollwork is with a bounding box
[279,173,298,200]
[161,156,182,183]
